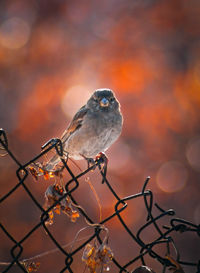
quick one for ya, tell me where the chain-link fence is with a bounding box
[0,128,199,273]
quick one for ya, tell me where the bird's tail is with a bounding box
[44,154,62,171]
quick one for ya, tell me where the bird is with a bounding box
[44,88,123,171]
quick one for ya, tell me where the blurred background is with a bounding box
[0,0,200,272]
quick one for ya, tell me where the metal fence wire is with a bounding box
[0,128,200,273]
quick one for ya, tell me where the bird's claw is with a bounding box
[95,153,108,183]
[87,158,96,170]
[81,152,108,173]
[95,152,108,166]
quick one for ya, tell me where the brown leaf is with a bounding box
[23,262,40,272]
[82,241,113,273]
[44,184,79,225]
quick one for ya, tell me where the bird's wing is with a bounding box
[44,106,88,170]
[61,105,89,144]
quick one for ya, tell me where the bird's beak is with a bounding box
[100,97,109,107]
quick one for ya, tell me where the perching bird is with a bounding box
[45,88,123,170]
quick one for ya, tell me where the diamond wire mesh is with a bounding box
[0,128,200,273]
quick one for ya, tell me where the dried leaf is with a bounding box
[44,184,79,225]
[23,262,40,272]
[71,211,80,222]
[82,241,113,273]
[82,244,97,273]
[28,163,63,181]
[29,167,39,180]
[54,204,61,215]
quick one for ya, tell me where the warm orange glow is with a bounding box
[1,0,200,272]
[61,85,92,118]
[0,17,30,49]
[156,161,188,193]
[107,59,154,93]
[16,75,66,140]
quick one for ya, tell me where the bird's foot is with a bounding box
[95,152,108,184]
[80,154,96,170]
[95,152,108,173]
[87,158,96,170]
[81,153,108,172]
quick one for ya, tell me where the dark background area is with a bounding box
[0,0,200,272]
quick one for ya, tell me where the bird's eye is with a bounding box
[110,97,115,102]
[92,95,98,102]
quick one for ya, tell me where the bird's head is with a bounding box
[87,88,120,112]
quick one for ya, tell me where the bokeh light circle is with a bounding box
[61,85,93,119]
[0,17,31,49]
[186,137,200,172]
[156,161,188,193]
